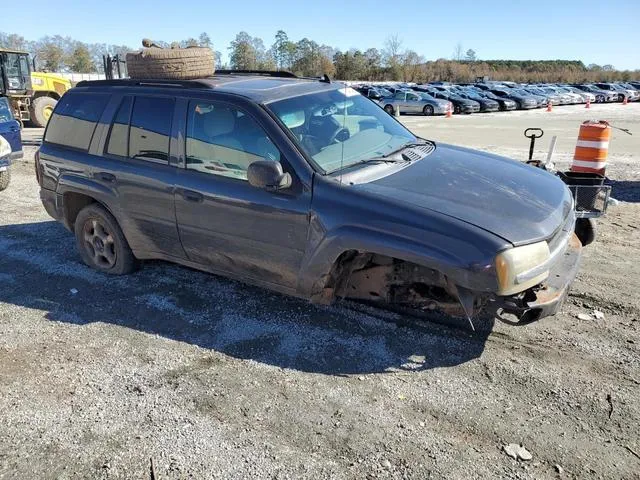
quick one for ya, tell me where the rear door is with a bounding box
[94,94,185,259]
[174,98,311,290]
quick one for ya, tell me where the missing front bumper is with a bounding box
[500,233,583,323]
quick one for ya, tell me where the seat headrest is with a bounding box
[200,107,236,137]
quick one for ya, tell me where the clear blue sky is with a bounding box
[5,0,640,69]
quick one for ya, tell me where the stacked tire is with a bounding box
[126,46,215,80]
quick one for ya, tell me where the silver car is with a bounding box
[379,91,450,116]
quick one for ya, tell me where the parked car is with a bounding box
[534,86,574,105]
[556,86,593,103]
[379,90,449,115]
[0,97,23,190]
[421,87,481,114]
[593,83,634,102]
[467,88,517,111]
[617,83,640,99]
[452,89,500,112]
[548,87,585,104]
[354,85,392,101]
[523,86,562,105]
[36,73,586,326]
[573,84,617,103]
[0,97,22,159]
[489,88,538,109]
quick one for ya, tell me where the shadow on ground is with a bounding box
[608,180,640,203]
[0,221,492,375]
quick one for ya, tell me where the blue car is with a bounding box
[0,97,22,190]
[0,97,22,158]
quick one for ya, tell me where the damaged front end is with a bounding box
[499,233,582,324]
[314,232,582,329]
[315,252,493,329]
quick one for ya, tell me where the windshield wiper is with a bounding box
[382,140,431,158]
[329,157,404,174]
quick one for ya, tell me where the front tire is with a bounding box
[74,204,138,274]
[422,105,434,116]
[30,96,58,128]
[575,218,597,247]
[0,169,10,191]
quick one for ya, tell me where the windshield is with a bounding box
[267,87,417,174]
[418,92,436,101]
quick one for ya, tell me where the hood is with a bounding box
[357,143,573,246]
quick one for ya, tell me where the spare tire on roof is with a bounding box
[126,43,215,80]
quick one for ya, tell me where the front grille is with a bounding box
[402,143,435,161]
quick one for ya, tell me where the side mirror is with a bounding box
[247,160,292,191]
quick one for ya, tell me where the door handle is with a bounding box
[96,172,116,183]
[181,189,203,203]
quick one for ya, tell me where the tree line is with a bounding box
[2,30,638,83]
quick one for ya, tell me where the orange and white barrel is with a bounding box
[571,121,611,175]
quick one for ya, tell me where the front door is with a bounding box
[174,99,311,290]
[406,92,422,113]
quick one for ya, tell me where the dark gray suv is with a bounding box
[37,72,583,327]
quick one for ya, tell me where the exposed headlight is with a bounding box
[495,241,550,296]
[0,136,11,158]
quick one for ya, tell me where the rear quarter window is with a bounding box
[44,92,110,151]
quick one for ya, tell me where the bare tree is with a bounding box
[453,42,463,61]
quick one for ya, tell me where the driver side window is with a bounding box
[186,101,280,181]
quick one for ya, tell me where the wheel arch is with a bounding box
[32,91,61,101]
[298,226,498,302]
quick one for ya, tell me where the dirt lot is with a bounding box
[1,104,639,479]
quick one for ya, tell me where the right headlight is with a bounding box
[495,241,551,296]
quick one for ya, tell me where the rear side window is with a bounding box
[106,96,133,157]
[129,96,174,163]
[44,92,110,151]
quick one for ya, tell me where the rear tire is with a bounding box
[453,104,461,114]
[0,169,10,191]
[30,96,58,128]
[384,104,395,115]
[422,105,434,116]
[74,204,138,274]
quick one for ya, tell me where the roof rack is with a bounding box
[75,78,213,89]
[215,69,298,78]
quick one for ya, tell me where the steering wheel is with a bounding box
[328,126,350,144]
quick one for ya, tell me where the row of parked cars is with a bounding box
[352,81,640,115]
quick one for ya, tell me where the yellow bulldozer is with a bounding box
[1,48,72,127]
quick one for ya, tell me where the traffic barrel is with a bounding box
[546,100,552,112]
[446,102,452,118]
[585,97,590,109]
[571,120,611,175]
[623,96,628,105]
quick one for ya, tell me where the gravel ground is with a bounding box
[1,104,639,479]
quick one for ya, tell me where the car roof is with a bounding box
[76,73,343,104]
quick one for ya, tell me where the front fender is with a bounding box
[296,223,500,298]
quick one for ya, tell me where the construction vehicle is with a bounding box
[1,48,71,127]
